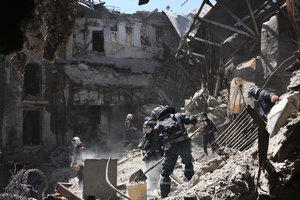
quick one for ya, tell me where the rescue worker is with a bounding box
[70,136,85,183]
[139,118,163,197]
[248,85,279,121]
[151,105,197,198]
[200,112,217,156]
[124,114,137,142]
[140,118,162,161]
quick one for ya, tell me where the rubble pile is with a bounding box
[183,88,231,134]
[1,168,48,200]
[164,147,258,200]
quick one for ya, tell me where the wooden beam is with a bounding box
[186,1,206,36]
[191,52,206,59]
[246,0,260,38]
[218,1,257,38]
[188,36,221,47]
[196,17,253,38]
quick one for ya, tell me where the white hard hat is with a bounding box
[71,137,81,145]
[126,114,133,120]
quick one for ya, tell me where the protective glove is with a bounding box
[190,115,198,125]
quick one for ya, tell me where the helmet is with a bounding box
[71,137,81,145]
[143,119,155,128]
[151,105,167,120]
[126,114,133,120]
[151,105,176,120]
[143,119,155,134]
[248,85,260,99]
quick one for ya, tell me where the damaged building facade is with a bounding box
[0,3,200,160]
[178,0,298,115]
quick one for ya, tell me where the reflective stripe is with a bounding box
[160,181,171,185]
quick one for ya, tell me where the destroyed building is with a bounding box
[1,0,300,200]
[0,1,205,193]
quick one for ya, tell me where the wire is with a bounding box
[261,54,296,90]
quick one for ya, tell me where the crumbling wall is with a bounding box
[2,63,23,152]
[73,8,180,59]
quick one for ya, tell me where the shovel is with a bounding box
[129,126,203,183]
[129,157,164,183]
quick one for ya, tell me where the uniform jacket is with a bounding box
[257,89,275,120]
[202,119,217,135]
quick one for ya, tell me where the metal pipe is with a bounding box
[106,157,131,200]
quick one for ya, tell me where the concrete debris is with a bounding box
[4,168,48,200]
[1,0,300,200]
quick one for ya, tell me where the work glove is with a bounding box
[190,115,198,125]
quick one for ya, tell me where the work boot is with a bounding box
[161,192,168,199]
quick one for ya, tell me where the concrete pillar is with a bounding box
[148,25,156,46]
[83,159,118,200]
[133,23,142,47]
[118,22,126,45]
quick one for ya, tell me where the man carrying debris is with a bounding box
[248,85,279,121]
[151,105,197,198]
[70,136,86,184]
[124,113,138,146]
[139,117,163,196]
[200,112,217,156]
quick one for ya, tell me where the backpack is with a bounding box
[158,114,185,139]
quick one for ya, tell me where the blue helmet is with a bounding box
[248,85,260,99]
[151,105,166,120]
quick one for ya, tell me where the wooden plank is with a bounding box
[246,0,260,38]
[218,1,257,38]
[191,52,206,59]
[196,17,253,38]
[188,36,221,47]
[56,182,83,200]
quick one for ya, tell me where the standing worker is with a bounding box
[139,118,163,197]
[70,136,86,184]
[248,85,280,121]
[124,113,137,147]
[200,112,217,156]
[151,105,197,198]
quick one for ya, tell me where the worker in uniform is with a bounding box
[124,113,137,144]
[70,136,86,184]
[139,118,163,197]
[200,112,217,156]
[151,105,197,198]
[248,85,279,121]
